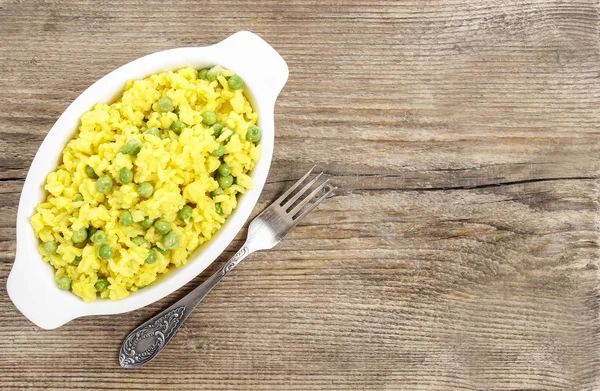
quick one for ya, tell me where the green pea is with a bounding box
[154,219,171,235]
[87,227,97,238]
[138,182,154,198]
[119,168,133,184]
[154,246,169,256]
[95,277,109,292]
[247,125,261,142]
[178,205,193,221]
[120,139,143,155]
[211,188,224,197]
[228,75,244,90]
[206,66,223,81]
[145,127,161,138]
[99,244,114,260]
[145,249,158,264]
[85,164,99,179]
[73,255,82,266]
[217,174,234,189]
[71,228,88,244]
[202,111,217,126]
[170,119,185,135]
[198,68,209,79]
[140,217,155,229]
[218,163,231,177]
[215,202,224,216]
[43,241,58,254]
[162,231,179,250]
[120,211,133,227]
[92,230,107,245]
[56,276,71,291]
[96,176,113,194]
[157,97,174,112]
[75,194,84,202]
[212,123,224,137]
[211,143,225,157]
[131,236,147,246]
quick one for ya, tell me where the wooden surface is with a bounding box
[0,1,599,390]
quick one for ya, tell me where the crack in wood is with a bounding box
[351,176,598,192]
[0,177,25,182]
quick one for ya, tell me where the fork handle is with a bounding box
[119,244,252,368]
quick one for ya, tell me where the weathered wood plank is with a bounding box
[0,0,598,390]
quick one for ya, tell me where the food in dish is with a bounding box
[31,66,261,302]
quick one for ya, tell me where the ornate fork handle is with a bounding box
[119,244,252,368]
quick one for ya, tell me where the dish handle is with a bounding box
[213,31,289,106]
[7,249,84,330]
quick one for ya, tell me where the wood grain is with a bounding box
[0,0,599,390]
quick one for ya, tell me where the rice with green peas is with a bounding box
[31,65,262,302]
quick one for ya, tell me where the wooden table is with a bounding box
[1,1,598,390]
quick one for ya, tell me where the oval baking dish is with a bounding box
[7,31,288,329]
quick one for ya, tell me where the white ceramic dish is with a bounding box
[6,31,288,330]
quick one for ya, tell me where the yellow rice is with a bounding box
[31,66,261,302]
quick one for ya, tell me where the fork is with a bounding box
[119,167,335,368]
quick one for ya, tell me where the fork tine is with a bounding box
[274,166,316,205]
[292,185,336,221]
[282,172,323,210]
[288,179,329,216]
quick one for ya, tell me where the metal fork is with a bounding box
[119,167,335,368]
